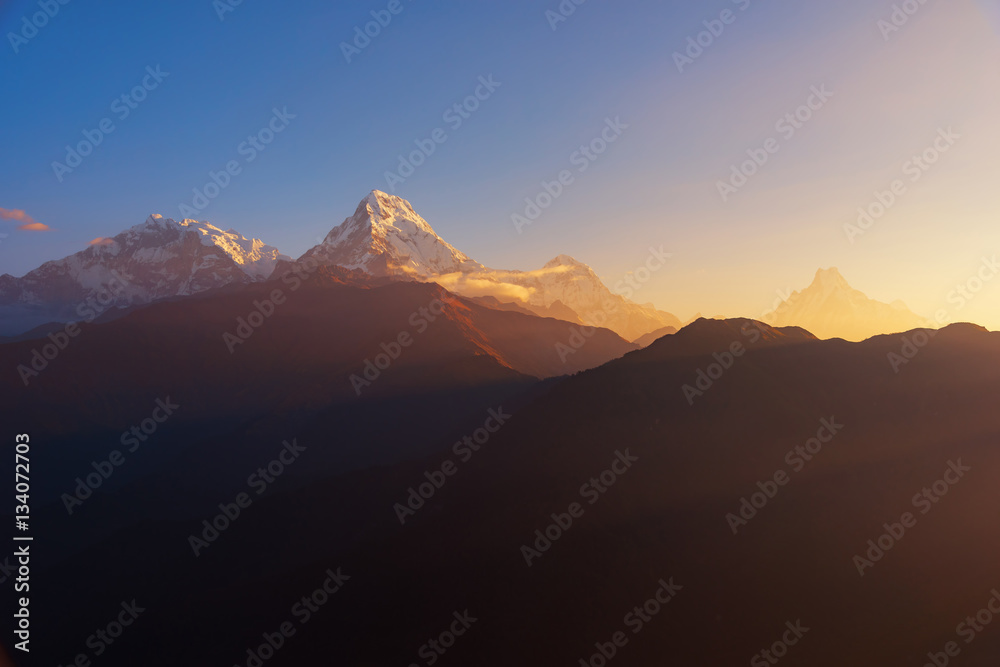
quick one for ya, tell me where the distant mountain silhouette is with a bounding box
[763,267,928,341]
[632,325,678,347]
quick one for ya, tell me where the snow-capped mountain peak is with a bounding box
[0,214,289,335]
[304,190,483,277]
[295,191,682,340]
[363,189,435,234]
[323,190,437,245]
[544,254,589,270]
[115,215,288,279]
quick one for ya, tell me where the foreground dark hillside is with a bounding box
[4,319,1000,665]
[288,319,999,666]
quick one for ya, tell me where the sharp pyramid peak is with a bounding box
[340,190,437,237]
[810,267,852,290]
[546,254,585,267]
[310,190,478,277]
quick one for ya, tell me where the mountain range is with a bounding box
[0,191,680,341]
[0,216,288,336]
[0,190,942,344]
[2,190,995,666]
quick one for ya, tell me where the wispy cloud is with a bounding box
[433,264,581,305]
[18,222,50,231]
[434,273,536,302]
[0,207,35,224]
[89,237,115,246]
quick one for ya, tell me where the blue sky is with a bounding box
[2,0,999,326]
